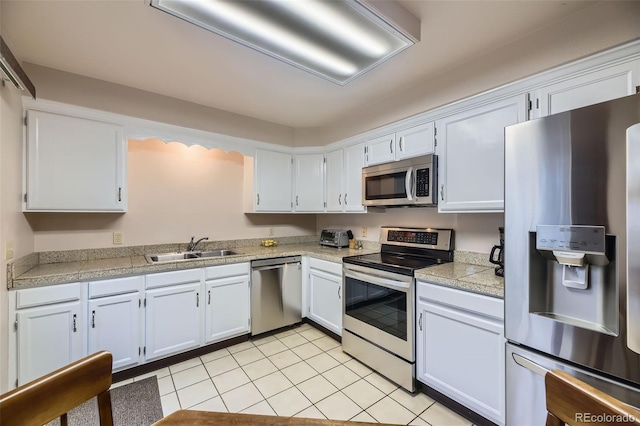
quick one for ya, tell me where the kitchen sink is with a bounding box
[198,249,242,258]
[145,249,243,263]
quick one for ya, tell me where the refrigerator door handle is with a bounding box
[627,123,640,354]
[512,353,549,377]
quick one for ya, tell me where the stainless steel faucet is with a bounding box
[187,236,208,252]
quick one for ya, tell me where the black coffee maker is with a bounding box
[489,227,504,277]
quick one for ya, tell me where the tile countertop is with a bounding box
[9,241,504,299]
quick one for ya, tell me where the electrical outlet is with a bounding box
[269,227,275,236]
[113,232,123,245]
[4,241,14,260]
[362,227,367,238]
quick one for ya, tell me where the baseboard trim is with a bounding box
[112,334,250,383]
[303,317,342,343]
[416,381,498,426]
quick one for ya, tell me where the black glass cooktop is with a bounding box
[343,252,444,276]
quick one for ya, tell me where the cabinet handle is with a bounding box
[390,140,393,154]
[338,285,341,299]
[440,184,444,201]
[419,312,423,331]
[338,194,342,205]
[344,193,348,205]
[118,187,122,202]
[73,314,77,332]
[296,195,299,206]
[196,292,200,308]
[257,194,260,205]
[91,311,96,328]
[208,290,211,305]
[399,137,404,151]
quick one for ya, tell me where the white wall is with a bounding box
[28,139,315,251]
[317,210,503,254]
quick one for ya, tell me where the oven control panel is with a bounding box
[387,230,438,245]
[381,227,453,251]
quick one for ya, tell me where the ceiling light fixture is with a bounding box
[150,0,420,85]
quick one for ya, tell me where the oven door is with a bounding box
[343,264,414,361]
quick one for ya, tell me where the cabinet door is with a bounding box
[145,283,201,361]
[396,122,434,160]
[17,301,83,385]
[325,149,344,212]
[343,143,365,212]
[254,149,293,212]
[365,133,396,166]
[294,153,325,212]
[88,292,140,371]
[308,269,342,335]
[205,275,250,344]
[536,61,640,118]
[416,294,505,425]
[436,95,527,212]
[25,110,126,212]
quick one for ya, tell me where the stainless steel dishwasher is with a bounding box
[251,256,302,335]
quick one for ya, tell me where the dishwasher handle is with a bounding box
[252,256,302,269]
[253,264,289,272]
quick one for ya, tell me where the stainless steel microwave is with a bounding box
[362,154,437,207]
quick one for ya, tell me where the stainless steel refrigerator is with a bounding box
[504,93,640,424]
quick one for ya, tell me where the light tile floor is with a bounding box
[113,323,474,425]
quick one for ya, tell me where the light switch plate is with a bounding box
[4,241,14,260]
[113,232,123,245]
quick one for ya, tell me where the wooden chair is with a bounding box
[545,369,640,426]
[0,351,114,426]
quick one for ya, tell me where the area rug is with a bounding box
[47,376,164,426]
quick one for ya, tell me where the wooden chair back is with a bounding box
[0,351,114,426]
[545,369,640,426]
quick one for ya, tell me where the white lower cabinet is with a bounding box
[307,258,342,335]
[13,283,85,386]
[204,264,251,344]
[416,281,505,425]
[145,269,202,362]
[88,276,143,371]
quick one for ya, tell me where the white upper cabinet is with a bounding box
[325,149,344,212]
[366,133,396,165]
[24,110,126,212]
[395,122,435,161]
[365,123,434,166]
[326,143,366,213]
[532,60,640,118]
[436,95,527,213]
[294,153,325,212]
[343,143,366,212]
[245,149,293,212]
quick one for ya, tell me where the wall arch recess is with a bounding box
[21,97,290,157]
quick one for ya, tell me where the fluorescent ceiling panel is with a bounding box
[150,0,417,85]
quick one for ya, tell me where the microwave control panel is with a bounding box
[416,168,430,197]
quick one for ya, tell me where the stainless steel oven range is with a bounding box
[342,227,453,392]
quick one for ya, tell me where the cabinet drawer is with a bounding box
[16,283,81,309]
[146,269,201,289]
[89,276,143,298]
[417,281,503,320]
[309,257,342,276]
[205,262,250,280]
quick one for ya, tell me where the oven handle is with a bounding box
[344,269,411,291]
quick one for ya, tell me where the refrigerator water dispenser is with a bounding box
[528,225,617,335]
